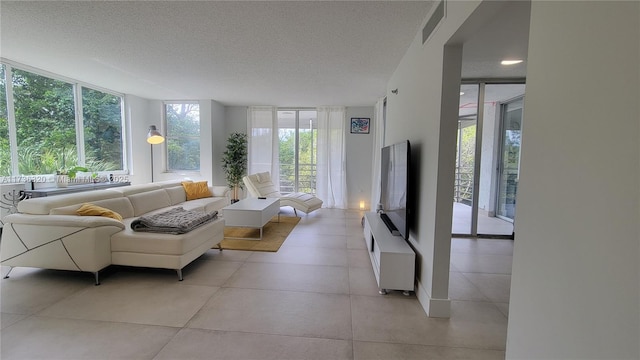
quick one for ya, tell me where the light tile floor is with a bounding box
[452,202,514,236]
[0,208,513,359]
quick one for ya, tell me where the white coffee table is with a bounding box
[222,197,280,240]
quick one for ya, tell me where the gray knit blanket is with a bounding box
[131,207,218,234]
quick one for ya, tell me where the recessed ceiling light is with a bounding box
[460,92,465,96]
[501,59,524,65]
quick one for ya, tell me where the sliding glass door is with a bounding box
[496,97,524,221]
[277,110,318,195]
[452,83,524,237]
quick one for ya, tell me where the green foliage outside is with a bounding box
[278,128,317,194]
[221,132,247,200]
[455,124,476,203]
[454,121,521,206]
[82,87,123,169]
[0,65,9,176]
[166,103,200,171]
[0,65,121,176]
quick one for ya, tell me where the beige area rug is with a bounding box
[220,215,301,252]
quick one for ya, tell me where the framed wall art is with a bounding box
[350,117,370,134]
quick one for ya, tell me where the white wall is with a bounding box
[225,106,248,136]
[125,94,153,185]
[127,98,227,185]
[506,1,640,358]
[346,107,374,209]
[385,0,491,317]
[198,100,227,185]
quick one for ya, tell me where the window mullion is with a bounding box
[120,96,129,172]
[74,85,85,166]
[5,65,19,176]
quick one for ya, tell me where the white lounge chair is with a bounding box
[242,172,323,216]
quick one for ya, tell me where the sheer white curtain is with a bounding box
[370,98,385,212]
[316,106,347,209]
[247,106,279,187]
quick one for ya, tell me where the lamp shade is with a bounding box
[147,125,165,144]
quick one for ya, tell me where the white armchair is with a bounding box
[242,172,323,215]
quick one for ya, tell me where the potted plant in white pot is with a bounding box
[221,132,247,203]
[53,145,87,187]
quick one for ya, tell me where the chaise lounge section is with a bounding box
[243,171,323,215]
[1,180,228,284]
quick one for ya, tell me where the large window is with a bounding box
[0,62,126,177]
[13,68,77,175]
[82,88,124,170]
[165,102,200,171]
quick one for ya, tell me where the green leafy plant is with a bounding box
[57,166,88,179]
[221,133,248,202]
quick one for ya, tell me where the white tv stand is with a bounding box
[363,213,415,295]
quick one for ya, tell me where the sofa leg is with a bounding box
[93,272,100,286]
[177,269,183,281]
[3,267,13,279]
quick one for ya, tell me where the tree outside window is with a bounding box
[0,63,125,177]
[0,65,10,176]
[82,88,123,171]
[13,68,77,175]
[165,103,200,171]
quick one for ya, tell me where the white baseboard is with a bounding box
[415,278,451,318]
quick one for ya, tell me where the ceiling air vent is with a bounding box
[422,0,445,44]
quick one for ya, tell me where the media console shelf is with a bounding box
[363,212,415,295]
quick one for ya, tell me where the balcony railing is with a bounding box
[454,166,473,204]
[279,163,317,195]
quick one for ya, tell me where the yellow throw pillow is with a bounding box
[76,203,123,221]
[182,181,213,201]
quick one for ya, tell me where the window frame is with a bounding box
[0,60,128,179]
[277,108,318,195]
[79,85,127,172]
[162,101,201,173]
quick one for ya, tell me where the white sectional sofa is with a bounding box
[0,180,228,284]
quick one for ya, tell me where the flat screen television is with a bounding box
[379,140,410,239]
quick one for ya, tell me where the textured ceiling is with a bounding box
[0,1,530,107]
[461,0,530,80]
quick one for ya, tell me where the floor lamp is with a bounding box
[147,125,165,182]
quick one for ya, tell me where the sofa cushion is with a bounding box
[165,186,187,205]
[50,197,135,219]
[155,180,186,188]
[18,190,121,215]
[111,217,225,255]
[127,189,172,216]
[210,185,229,198]
[77,203,124,221]
[181,197,228,213]
[182,181,213,200]
[106,183,162,197]
[90,198,135,219]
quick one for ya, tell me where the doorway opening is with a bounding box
[452,83,525,238]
